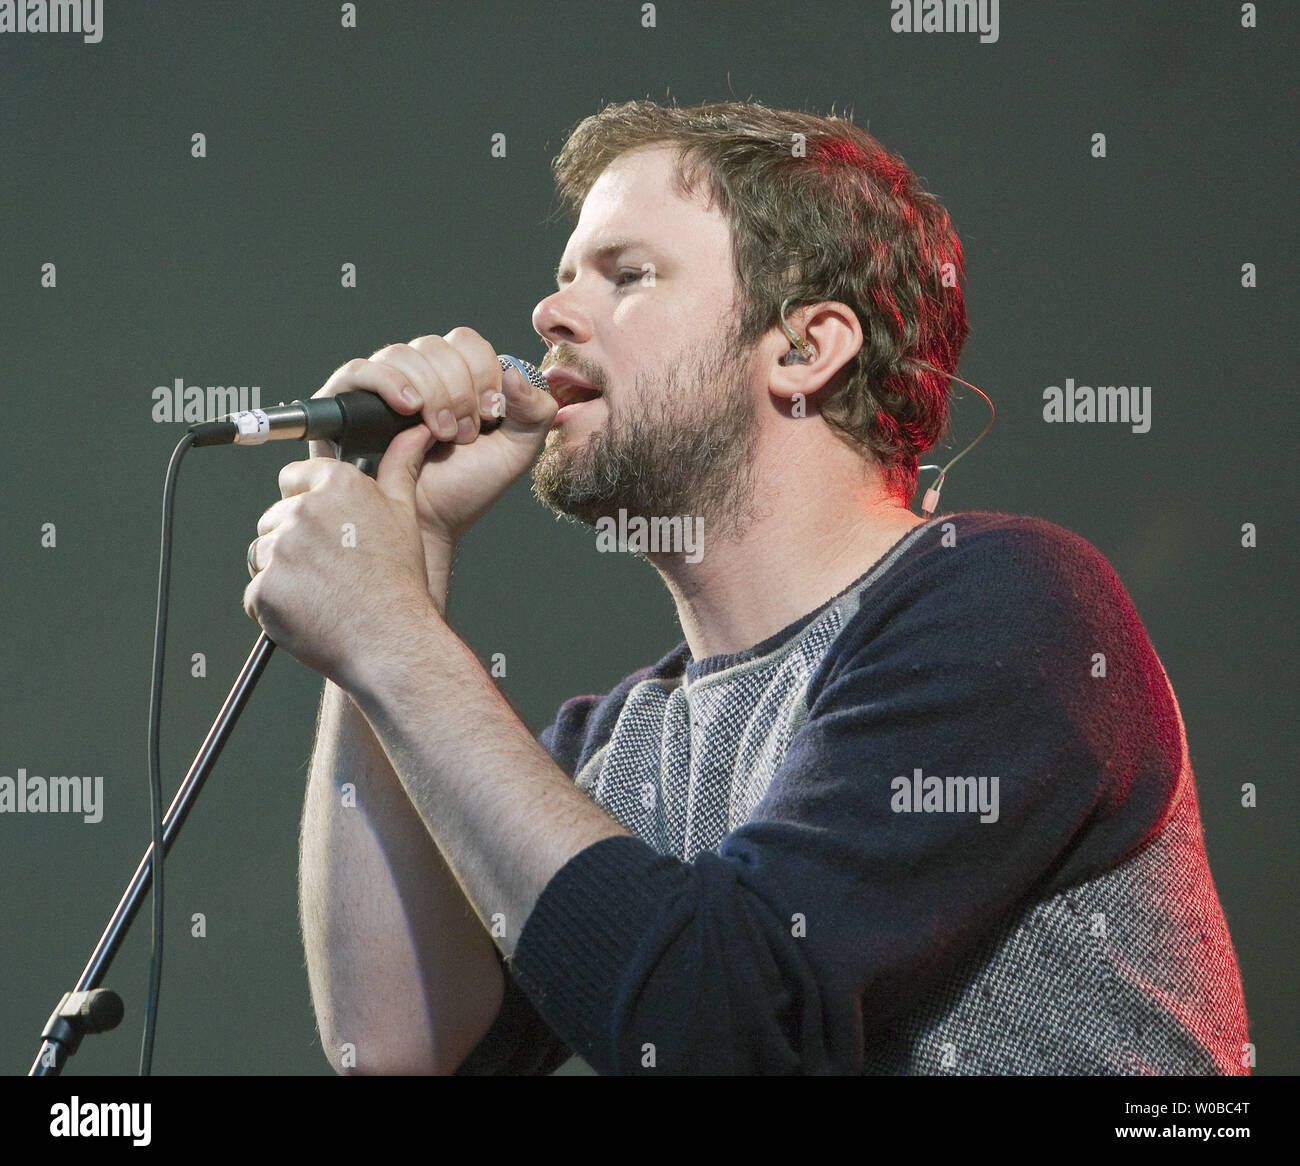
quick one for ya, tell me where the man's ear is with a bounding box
[767,301,863,401]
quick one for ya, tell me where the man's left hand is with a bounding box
[243,423,439,693]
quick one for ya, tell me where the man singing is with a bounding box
[244,100,1248,1074]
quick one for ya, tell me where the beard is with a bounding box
[531,333,763,545]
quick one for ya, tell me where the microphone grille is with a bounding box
[498,354,550,395]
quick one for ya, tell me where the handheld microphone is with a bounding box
[188,354,549,457]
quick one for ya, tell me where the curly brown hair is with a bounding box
[551,100,969,504]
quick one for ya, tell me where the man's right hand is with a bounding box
[307,328,557,604]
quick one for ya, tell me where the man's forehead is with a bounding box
[556,146,726,282]
[587,143,683,202]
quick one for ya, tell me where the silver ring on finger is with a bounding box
[247,537,262,579]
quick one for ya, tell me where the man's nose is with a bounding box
[532,287,592,349]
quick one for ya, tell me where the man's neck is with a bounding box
[650,466,927,662]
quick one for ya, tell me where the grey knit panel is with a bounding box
[860,771,1249,1075]
[575,604,844,861]
[570,524,921,856]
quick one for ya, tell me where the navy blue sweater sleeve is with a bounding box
[452,945,573,1075]
[506,516,1184,1074]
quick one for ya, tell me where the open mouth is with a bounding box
[543,367,605,414]
[552,384,603,409]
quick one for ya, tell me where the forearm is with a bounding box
[346,612,632,961]
[253,336,566,1069]
[300,679,504,1074]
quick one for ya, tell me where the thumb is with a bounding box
[374,423,433,504]
[500,364,559,429]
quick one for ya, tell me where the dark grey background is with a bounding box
[0,1,1293,1077]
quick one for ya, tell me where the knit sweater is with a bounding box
[455,511,1249,1075]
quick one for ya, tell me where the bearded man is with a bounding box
[244,100,1248,1075]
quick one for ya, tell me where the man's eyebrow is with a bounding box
[554,239,653,286]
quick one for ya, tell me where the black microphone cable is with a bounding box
[140,430,195,1074]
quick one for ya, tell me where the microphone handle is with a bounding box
[305,354,550,476]
[326,391,419,476]
[303,390,419,444]
[188,355,548,458]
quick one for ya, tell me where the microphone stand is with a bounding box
[28,633,275,1075]
[27,435,388,1076]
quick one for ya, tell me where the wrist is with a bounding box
[422,531,456,616]
[342,590,449,712]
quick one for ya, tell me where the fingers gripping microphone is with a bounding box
[188,355,549,475]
